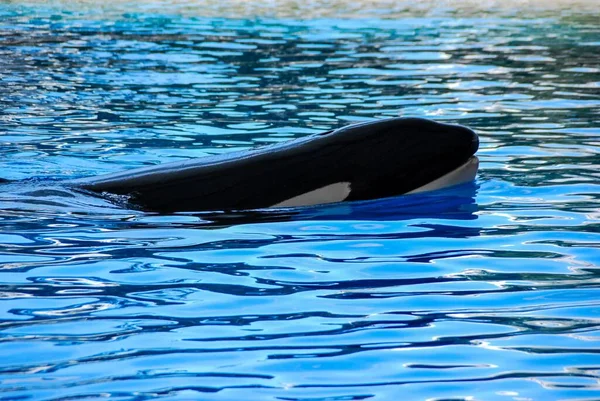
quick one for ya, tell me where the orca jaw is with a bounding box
[271,182,352,208]
[270,156,479,210]
[407,156,479,195]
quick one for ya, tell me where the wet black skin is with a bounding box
[66,117,479,212]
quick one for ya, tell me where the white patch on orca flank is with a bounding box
[271,182,351,208]
[407,156,479,194]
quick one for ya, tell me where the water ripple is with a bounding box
[0,1,599,400]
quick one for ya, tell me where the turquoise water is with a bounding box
[1,2,599,400]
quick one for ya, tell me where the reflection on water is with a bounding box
[0,1,599,400]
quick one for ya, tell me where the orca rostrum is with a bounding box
[65,117,479,212]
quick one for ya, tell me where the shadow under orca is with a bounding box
[4,118,479,213]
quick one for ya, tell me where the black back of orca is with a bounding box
[68,117,478,212]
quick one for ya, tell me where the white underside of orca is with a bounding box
[271,182,352,208]
[407,156,479,194]
[271,156,479,208]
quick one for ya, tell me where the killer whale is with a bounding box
[63,117,479,212]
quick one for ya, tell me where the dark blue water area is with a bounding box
[0,2,599,400]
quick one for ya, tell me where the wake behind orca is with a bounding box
[4,118,479,213]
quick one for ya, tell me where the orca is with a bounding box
[63,117,479,213]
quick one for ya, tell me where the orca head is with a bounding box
[70,115,479,212]
[336,117,479,201]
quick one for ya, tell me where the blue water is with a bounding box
[1,2,599,400]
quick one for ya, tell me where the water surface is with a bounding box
[0,1,599,400]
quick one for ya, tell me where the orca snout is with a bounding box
[416,119,479,164]
[386,117,479,161]
[448,122,479,157]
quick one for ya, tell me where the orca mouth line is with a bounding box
[1,117,479,213]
